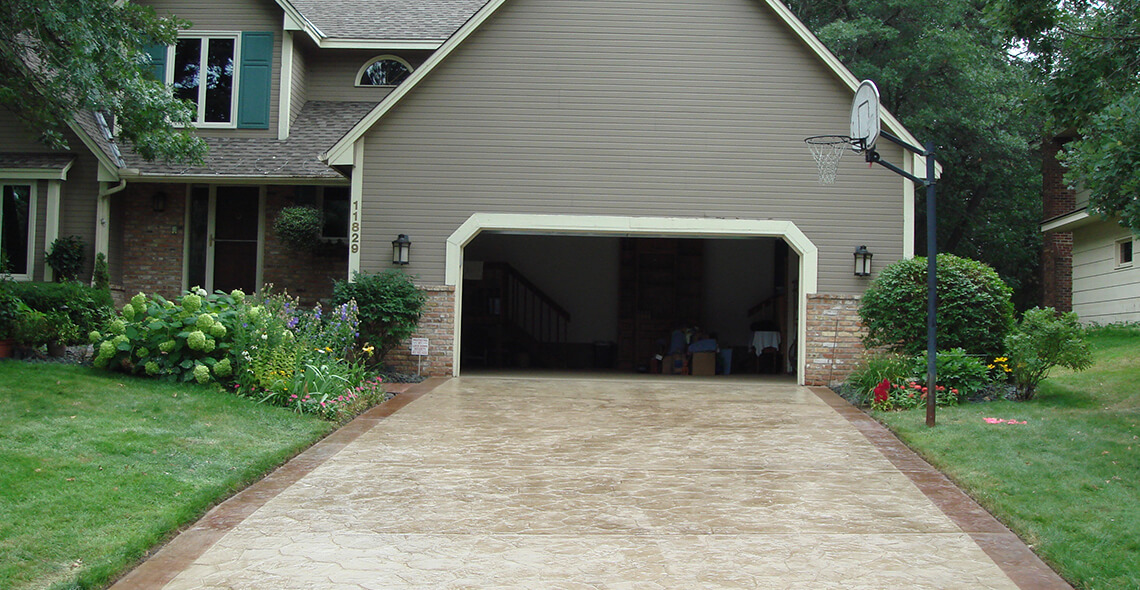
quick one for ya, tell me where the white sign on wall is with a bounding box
[410,338,429,356]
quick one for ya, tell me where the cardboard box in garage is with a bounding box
[691,352,716,376]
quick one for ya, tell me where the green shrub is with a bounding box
[1005,307,1093,400]
[92,252,109,291]
[332,270,425,359]
[273,206,322,253]
[910,348,990,402]
[845,353,913,405]
[13,308,49,346]
[91,288,240,382]
[0,285,21,340]
[860,253,1014,357]
[4,281,113,335]
[45,235,85,282]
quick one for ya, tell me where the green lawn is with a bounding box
[0,362,335,590]
[875,326,1140,590]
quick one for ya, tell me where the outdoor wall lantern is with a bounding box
[392,234,411,265]
[854,245,873,277]
[152,191,168,213]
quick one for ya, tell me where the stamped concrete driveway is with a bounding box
[114,375,1070,589]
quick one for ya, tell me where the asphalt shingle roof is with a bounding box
[117,101,378,179]
[0,152,76,171]
[288,0,489,40]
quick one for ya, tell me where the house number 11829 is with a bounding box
[350,199,361,254]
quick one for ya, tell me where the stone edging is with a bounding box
[809,386,1074,590]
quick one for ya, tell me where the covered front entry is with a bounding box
[446,214,819,384]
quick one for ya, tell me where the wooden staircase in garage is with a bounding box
[462,262,571,368]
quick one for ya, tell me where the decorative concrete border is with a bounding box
[108,377,449,590]
[809,387,1074,590]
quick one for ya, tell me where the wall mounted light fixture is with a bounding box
[392,234,411,265]
[854,245,873,277]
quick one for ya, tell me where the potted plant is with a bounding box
[44,311,80,357]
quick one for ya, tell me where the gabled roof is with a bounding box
[323,0,928,167]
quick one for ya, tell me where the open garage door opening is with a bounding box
[460,233,799,378]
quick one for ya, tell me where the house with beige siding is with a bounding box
[0,0,929,385]
[1041,137,1139,324]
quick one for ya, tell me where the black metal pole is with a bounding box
[925,142,937,428]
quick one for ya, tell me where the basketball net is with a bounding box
[804,135,851,185]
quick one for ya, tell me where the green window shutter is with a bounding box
[237,32,274,129]
[143,43,167,81]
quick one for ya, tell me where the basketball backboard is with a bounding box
[850,80,880,153]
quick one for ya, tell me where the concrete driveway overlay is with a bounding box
[112,376,1071,589]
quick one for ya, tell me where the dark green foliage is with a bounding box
[92,252,110,291]
[332,270,426,359]
[0,284,20,340]
[860,254,1014,357]
[992,0,1140,233]
[45,235,85,282]
[1004,307,1093,400]
[0,0,205,163]
[784,0,1044,307]
[272,206,323,253]
[1062,92,1140,231]
[3,280,113,337]
[910,348,990,401]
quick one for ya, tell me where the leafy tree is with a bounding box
[785,0,1045,308]
[0,0,206,162]
[992,0,1140,232]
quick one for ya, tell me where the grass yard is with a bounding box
[875,325,1140,590]
[0,362,335,590]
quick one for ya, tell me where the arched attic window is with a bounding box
[356,56,413,87]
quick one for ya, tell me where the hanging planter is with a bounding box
[273,206,323,253]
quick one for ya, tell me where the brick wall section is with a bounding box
[262,186,347,305]
[383,286,456,376]
[1042,138,1074,312]
[118,183,186,300]
[115,184,347,306]
[803,293,866,387]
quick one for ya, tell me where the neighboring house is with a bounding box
[1041,135,1139,324]
[0,0,931,385]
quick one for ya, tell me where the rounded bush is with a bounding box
[860,254,1014,357]
[45,235,85,282]
[273,206,322,252]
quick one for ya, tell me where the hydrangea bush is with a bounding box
[90,288,240,383]
[92,286,387,420]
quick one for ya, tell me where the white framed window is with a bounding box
[1116,237,1134,269]
[169,33,241,127]
[1,182,37,279]
[356,55,413,87]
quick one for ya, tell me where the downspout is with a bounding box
[94,179,128,286]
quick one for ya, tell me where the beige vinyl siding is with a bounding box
[57,134,102,281]
[1072,221,1140,324]
[305,50,432,102]
[357,0,907,294]
[290,36,308,125]
[142,0,283,138]
[0,115,51,152]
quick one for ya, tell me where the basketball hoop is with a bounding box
[804,135,851,185]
